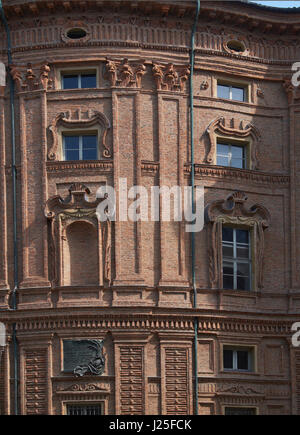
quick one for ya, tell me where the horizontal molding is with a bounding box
[46,160,113,173]
[184,163,290,186]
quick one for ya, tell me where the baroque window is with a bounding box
[48,110,111,160]
[205,117,261,170]
[61,71,97,89]
[205,191,270,291]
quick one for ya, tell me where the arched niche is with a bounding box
[63,220,99,286]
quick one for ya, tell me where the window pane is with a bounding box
[217,84,230,99]
[237,351,249,370]
[225,407,256,415]
[217,156,229,167]
[223,245,233,258]
[82,135,97,160]
[223,275,234,290]
[63,75,79,89]
[217,143,229,155]
[81,74,97,88]
[236,229,249,244]
[64,136,79,160]
[231,158,244,169]
[231,146,244,159]
[237,262,250,276]
[65,149,80,160]
[237,246,249,259]
[232,86,245,101]
[223,349,233,369]
[222,227,233,242]
[237,276,250,291]
[64,136,79,149]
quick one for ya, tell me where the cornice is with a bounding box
[0,313,293,336]
[184,164,290,186]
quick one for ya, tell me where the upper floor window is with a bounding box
[63,134,98,161]
[62,72,97,89]
[217,142,246,169]
[222,227,251,291]
[223,346,254,372]
[217,83,246,102]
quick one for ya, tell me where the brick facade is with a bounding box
[0,0,300,415]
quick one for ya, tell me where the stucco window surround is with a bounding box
[213,76,251,103]
[205,116,261,170]
[205,191,270,292]
[47,111,111,160]
[44,183,111,287]
[55,65,99,90]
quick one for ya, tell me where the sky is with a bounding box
[250,1,300,7]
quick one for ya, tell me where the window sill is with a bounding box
[221,370,258,376]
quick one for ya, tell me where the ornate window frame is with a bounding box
[44,183,111,287]
[205,191,270,292]
[205,116,261,170]
[48,110,111,160]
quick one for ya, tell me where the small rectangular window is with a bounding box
[62,72,97,89]
[222,227,251,291]
[217,142,246,169]
[63,134,98,161]
[225,407,257,416]
[217,83,246,102]
[223,347,253,372]
[66,404,102,415]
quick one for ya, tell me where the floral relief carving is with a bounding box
[47,110,111,160]
[104,58,146,88]
[205,117,261,170]
[152,62,190,92]
[44,183,112,287]
[205,191,270,290]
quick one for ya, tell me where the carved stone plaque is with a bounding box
[63,339,105,376]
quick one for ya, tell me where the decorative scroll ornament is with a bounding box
[10,62,53,92]
[152,62,190,92]
[44,183,112,286]
[283,77,300,105]
[206,117,261,169]
[47,110,111,160]
[74,340,105,377]
[104,58,146,88]
[205,191,270,290]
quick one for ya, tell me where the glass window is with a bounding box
[217,143,246,169]
[222,227,251,291]
[62,72,96,89]
[223,347,252,371]
[63,134,98,161]
[225,407,257,416]
[217,83,246,102]
[66,404,102,415]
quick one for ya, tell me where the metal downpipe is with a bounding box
[190,0,200,416]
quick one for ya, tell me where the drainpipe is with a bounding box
[0,1,19,415]
[189,0,200,416]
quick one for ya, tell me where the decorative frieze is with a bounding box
[184,163,290,186]
[152,63,190,92]
[10,62,53,92]
[105,58,146,88]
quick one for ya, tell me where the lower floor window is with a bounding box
[225,407,257,415]
[66,404,102,415]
